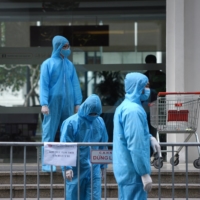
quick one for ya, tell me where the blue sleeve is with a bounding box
[71,63,82,106]
[60,119,76,171]
[122,109,151,176]
[98,118,109,169]
[40,61,50,106]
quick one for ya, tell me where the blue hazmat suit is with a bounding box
[60,94,108,200]
[40,35,82,172]
[113,72,152,200]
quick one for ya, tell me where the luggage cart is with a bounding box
[149,92,200,169]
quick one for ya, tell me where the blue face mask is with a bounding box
[140,88,150,101]
[85,115,98,122]
[60,48,71,58]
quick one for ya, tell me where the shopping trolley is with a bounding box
[149,92,200,169]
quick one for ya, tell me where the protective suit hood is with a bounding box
[51,35,69,58]
[125,72,148,104]
[78,94,102,119]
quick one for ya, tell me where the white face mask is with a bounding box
[140,88,150,101]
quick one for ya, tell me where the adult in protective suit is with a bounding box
[113,72,161,200]
[40,35,82,172]
[60,94,108,200]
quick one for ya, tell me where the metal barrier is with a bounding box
[156,142,200,200]
[0,142,200,200]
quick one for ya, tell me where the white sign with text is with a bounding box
[90,150,112,164]
[44,142,77,166]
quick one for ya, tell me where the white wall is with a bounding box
[184,0,200,162]
[166,0,200,163]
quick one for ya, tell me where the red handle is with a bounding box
[158,92,200,97]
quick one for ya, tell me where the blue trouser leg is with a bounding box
[118,183,147,200]
[64,174,101,200]
[41,112,60,172]
[92,177,101,200]
[65,178,91,200]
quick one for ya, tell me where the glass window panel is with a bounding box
[72,52,85,65]
[0,3,166,161]
[122,52,143,64]
[138,21,166,51]
[102,52,122,64]
[109,22,135,46]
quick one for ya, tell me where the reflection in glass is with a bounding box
[0,14,166,161]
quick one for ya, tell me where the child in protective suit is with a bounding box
[60,94,108,200]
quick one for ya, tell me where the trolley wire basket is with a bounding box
[149,92,200,169]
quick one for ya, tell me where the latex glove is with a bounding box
[101,168,106,181]
[74,105,80,113]
[141,174,152,192]
[41,105,49,115]
[150,137,161,157]
[66,169,73,181]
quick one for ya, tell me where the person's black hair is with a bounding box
[145,55,157,63]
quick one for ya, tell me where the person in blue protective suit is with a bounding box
[60,94,108,200]
[113,72,161,200]
[40,35,82,172]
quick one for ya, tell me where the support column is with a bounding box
[166,0,200,163]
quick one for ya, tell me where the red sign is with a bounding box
[90,150,112,164]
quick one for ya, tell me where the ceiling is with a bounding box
[0,0,166,21]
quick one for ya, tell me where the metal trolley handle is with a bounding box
[158,92,200,97]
